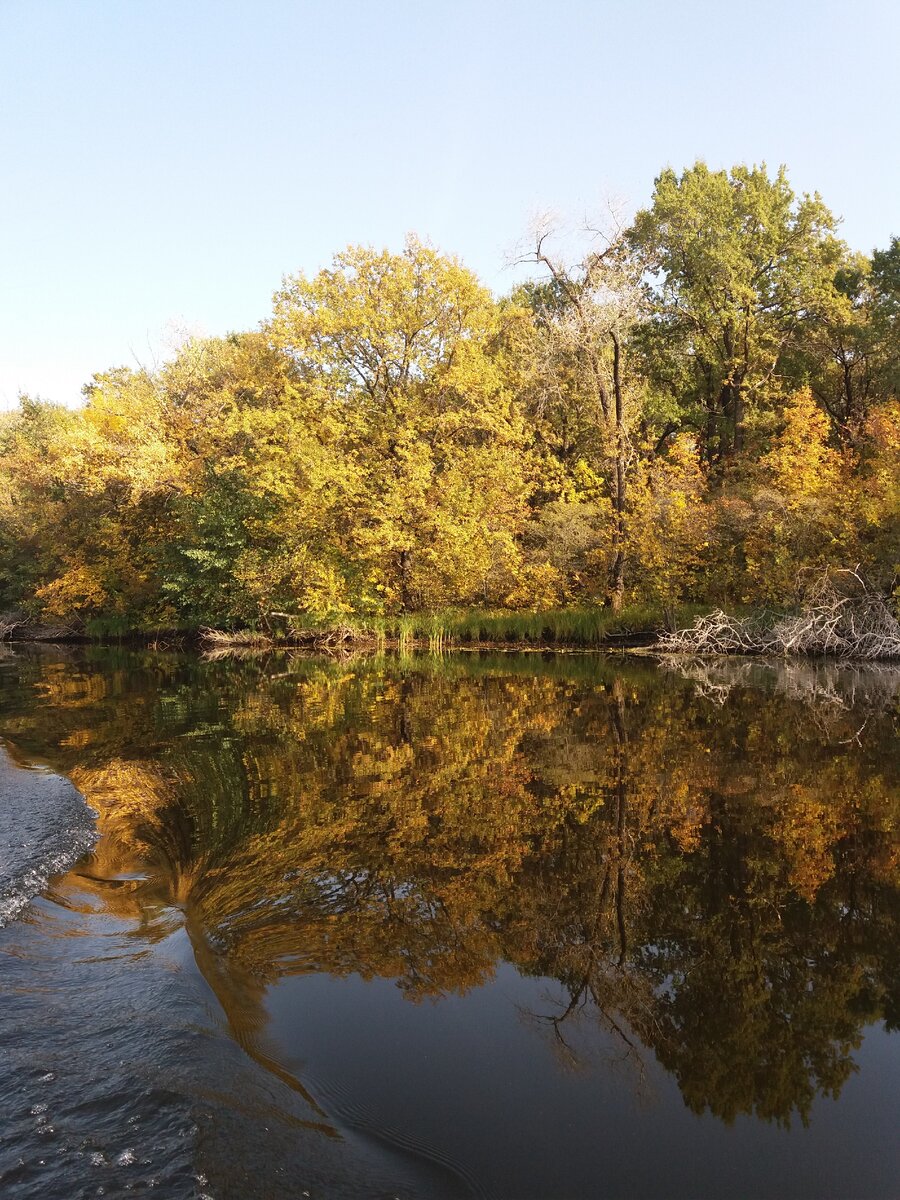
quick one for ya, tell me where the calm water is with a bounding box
[0,646,898,1199]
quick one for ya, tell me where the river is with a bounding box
[1,646,898,1198]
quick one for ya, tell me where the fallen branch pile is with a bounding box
[660,609,778,656]
[0,615,79,642]
[200,623,369,654]
[199,628,274,647]
[280,624,363,649]
[660,571,900,660]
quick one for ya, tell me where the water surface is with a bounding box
[1,648,898,1198]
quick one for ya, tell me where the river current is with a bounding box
[1,646,898,1198]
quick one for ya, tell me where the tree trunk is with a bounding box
[732,383,745,453]
[608,333,627,610]
[398,549,412,613]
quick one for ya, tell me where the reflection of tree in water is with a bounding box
[629,782,895,1124]
[1,649,898,1128]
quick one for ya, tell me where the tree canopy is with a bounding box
[1,161,897,630]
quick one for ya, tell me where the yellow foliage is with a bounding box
[35,564,110,617]
[628,434,712,606]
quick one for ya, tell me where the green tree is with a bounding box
[788,242,900,440]
[631,162,843,460]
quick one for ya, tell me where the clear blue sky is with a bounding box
[2,0,898,408]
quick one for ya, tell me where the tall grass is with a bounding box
[366,603,711,648]
[157,603,718,652]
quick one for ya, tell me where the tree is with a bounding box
[516,215,644,608]
[870,236,900,399]
[630,162,843,460]
[0,383,183,627]
[713,389,856,604]
[855,399,900,587]
[270,236,532,611]
[627,433,712,610]
[153,331,358,624]
[788,243,900,440]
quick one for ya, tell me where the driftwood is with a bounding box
[200,623,368,653]
[660,571,900,661]
[660,609,777,656]
[0,614,80,642]
[267,613,370,648]
[286,624,363,649]
[199,627,274,647]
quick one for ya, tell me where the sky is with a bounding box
[1,0,898,409]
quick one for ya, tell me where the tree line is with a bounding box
[1,160,897,632]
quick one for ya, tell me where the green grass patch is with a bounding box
[365,603,712,647]
[81,602,721,650]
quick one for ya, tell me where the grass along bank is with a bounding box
[201,604,713,652]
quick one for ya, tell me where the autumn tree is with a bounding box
[0,398,74,612]
[855,399,900,587]
[269,236,533,611]
[152,331,358,624]
[627,433,712,610]
[713,389,857,604]
[0,381,183,627]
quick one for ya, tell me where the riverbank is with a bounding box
[1,603,705,652]
[6,581,899,661]
[195,603,716,654]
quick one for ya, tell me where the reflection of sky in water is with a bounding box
[0,648,898,1199]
